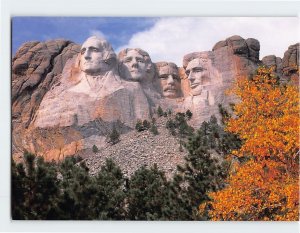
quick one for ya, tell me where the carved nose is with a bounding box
[131,59,138,67]
[167,75,174,84]
[84,50,91,60]
[188,72,194,81]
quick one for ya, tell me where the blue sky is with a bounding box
[12,17,299,65]
[12,17,157,54]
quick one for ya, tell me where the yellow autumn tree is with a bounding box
[200,66,299,220]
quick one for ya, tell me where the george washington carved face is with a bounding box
[80,36,116,76]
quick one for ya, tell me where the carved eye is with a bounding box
[185,70,190,76]
[193,67,205,72]
[137,58,144,63]
[193,67,206,73]
[92,48,100,52]
[159,74,168,79]
[124,57,132,63]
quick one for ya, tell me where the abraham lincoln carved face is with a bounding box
[185,58,211,96]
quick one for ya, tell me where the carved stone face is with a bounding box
[121,50,148,82]
[158,63,180,98]
[186,58,210,96]
[80,36,116,75]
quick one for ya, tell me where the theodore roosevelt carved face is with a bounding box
[185,58,211,96]
[156,62,180,98]
[80,36,116,76]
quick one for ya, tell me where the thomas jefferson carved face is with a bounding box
[80,36,116,75]
[119,48,153,82]
[157,62,180,98]
[186,58,211,96]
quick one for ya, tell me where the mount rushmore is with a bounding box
[12,35,299,161]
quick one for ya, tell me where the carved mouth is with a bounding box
[130,69,139,72]
[164,87,176,92]
[190,83,200,88]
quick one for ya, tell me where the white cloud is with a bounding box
[89,29,106,39]
[117,17,299,66]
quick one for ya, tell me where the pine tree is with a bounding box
[135,120,144,132]
[142,119,151,130]
[12,152,60,220]
[109,126,120,145]
[57,156,97,220]
[92,145,99,153]
[186,109,193,120]
[176,116,240,220]
[166,119,176,135]
[150,123,159,135]
[11,160,26,219]
[127,164,171,220]
[93,159,126,220]
[157,106,164,117]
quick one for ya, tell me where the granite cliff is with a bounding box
[12,35,299,170]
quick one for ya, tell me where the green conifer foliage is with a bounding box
[127,164,170,220]
[57,156,97,220]
[91,159,126,220]
[109,126,120,145]
[12,152,60,220]
[157,106,164,117]
[176,116,241,219]
[149,123,159,135]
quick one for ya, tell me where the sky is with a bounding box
[12,17,299,66]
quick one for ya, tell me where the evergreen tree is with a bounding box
[176,116,241,219]
[149,123,159,135]
[165,112,194,138]
[12,152,60,220]
[142,119,151,130]
[218,104,231,124]
[151,117,156,124]
[109,126,120,145]
[11,160,26,219]
[166,119,176,136]
[186,109,193,120]
[135,120,144,132]
[92,145,99,153]
[93,159,126,220]
[127,164,171,220]
[57,156,97,220]
[157,106,164,117]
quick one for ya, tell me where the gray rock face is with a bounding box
[12,40,80,126]
[212,35,260,62]
[12,40,81,159]
[262,43,299,84]
[262,55,283,77]
[282,43,299,81]
[11,35,298,161]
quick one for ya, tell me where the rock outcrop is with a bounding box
[12,40,81,160]
[262,43,299,85]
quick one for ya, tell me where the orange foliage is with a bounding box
[200,67,299,220]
